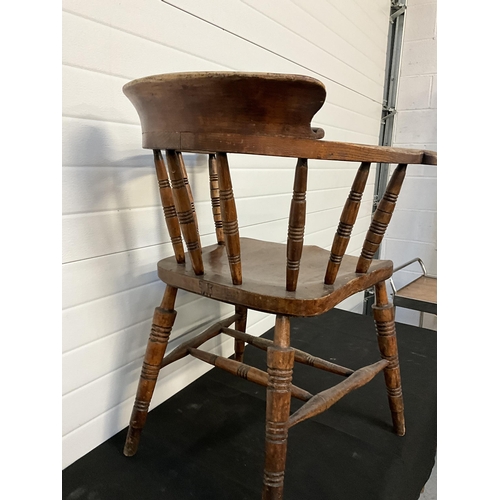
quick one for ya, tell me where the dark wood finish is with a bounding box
[325,162,371,284]
[222,327,354,377]
[160,314,237,368]
[216,152,242,285]
[153,149,185,263]
[123,285,178,456]
[262,316,294,500]
[177,151,200,242]
[287,359,389,428]
[124,72,435,165]
[187,347,312,402]
[234,305,247,362]
[373,282,405,436]
[208,153,225,244]
[286,158,308,292]
[123,72,326,143]
[158,238,393,317]
[121,72,435,498]
[357,164,407,273]
[165,150,204,275]
[141,131,437,165]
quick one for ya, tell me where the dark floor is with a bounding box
[63,309,437,500]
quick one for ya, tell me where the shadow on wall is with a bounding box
[63,123,228,442]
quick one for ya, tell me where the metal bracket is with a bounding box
[381,107,396,122]
[363,286,375,303]
[389,257,428,296]
[390,3,407,23]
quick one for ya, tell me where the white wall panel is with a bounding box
[382,0,437,328]
[62,0,391,468]
[292,0,386,65]
[164,0,384,102]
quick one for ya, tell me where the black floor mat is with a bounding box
[62,309,436,500]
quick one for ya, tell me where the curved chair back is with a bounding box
[123,72,436,291]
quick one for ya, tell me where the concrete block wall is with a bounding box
[62,0,392,468]
[382,0,437,328]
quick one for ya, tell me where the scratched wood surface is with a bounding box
[157,237,392,317]
[120,71,436,499]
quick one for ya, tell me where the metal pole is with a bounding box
[364,0,407,315]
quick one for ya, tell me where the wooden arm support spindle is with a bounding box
[153,149,185,263]
[356,164,408,273]
[325,162,371,284]
[208,153,225,244]
[216,152,242,285]
[286,158,308,292]
[165,150,204,275]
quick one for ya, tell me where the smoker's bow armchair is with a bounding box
[121,72,437,499]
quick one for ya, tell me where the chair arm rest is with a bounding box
[147,131,437,165]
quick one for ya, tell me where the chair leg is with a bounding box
[123,285,178,456]
[234,305,247,362]
[262,316,294,500]
[373,281,405,436]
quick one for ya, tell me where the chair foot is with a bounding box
[123,286,178,456]
[123,426,143,457]
[373,282,406,436]
[262,316,294,500]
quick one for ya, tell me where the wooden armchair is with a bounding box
[121,72,437,499]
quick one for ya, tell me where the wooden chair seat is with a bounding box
[158,237,393,317]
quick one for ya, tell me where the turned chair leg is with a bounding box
[234,305,247,362]
[262,316,295,500]
[373,281,405,436]
[123,285,178,456]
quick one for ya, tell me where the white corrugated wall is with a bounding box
[62,0,391,468]
[380,0,437,328]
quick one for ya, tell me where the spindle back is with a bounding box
[123,72,436,292]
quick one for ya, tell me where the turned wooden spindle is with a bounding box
[165,150,204,275]
[160,314,237,368]
[287,359,389,428]
[356,164,407,273]
[216,152,242,285]
[286,158,308,292]
[262,316,294,500]
[221,327,354,377]
[186,347,312,402]
[234,305,247,362]
[119,73,435,498]
[177,152,201,243]
[372,281,405,436]
[124,285,178,457]
[325,162,371,284]
[153,150,185,264]
[208,153,225,245]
